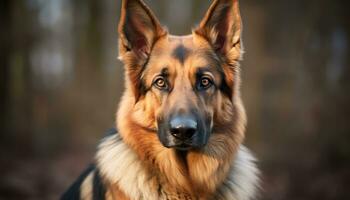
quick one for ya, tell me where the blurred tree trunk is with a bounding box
[0,0,11,141]
[0,0,36,152]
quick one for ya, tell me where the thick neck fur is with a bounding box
[96,128,259,200]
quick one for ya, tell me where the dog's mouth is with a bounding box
[167,142,193,151]
[158,130,209,151]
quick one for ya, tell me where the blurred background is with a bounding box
[1,0,350,199]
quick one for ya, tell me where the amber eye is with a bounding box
[153,77,167,89]
[199,77,213,89]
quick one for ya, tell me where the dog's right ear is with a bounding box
[195,0,242,58]
[118,0,166,61]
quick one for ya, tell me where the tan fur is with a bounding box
[96,0,259,199]
[106,184,130,200]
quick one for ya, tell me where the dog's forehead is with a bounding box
[151,34,215,68]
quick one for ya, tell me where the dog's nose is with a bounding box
[169,116,197,141]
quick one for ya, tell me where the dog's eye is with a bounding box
[153,77,168,89]
[198,77,213,89]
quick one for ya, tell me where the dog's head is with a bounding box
[117,0,243,151]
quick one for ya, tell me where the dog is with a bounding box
[62,0,260,199]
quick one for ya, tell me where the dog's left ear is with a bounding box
[195,0,242,59]
[118,0,166,60]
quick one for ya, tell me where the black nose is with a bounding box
[169,116,197,141]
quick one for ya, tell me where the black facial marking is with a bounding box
[138,79,148,96]
[219,71,233,99]
[160,67,169,76]
[172,44,190,64]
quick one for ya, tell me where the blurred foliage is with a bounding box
[0,0,349,199]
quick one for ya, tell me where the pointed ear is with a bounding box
[118,0,166,60]
[195,0,242,57]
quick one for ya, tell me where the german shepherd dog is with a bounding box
[62,0,259,199]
